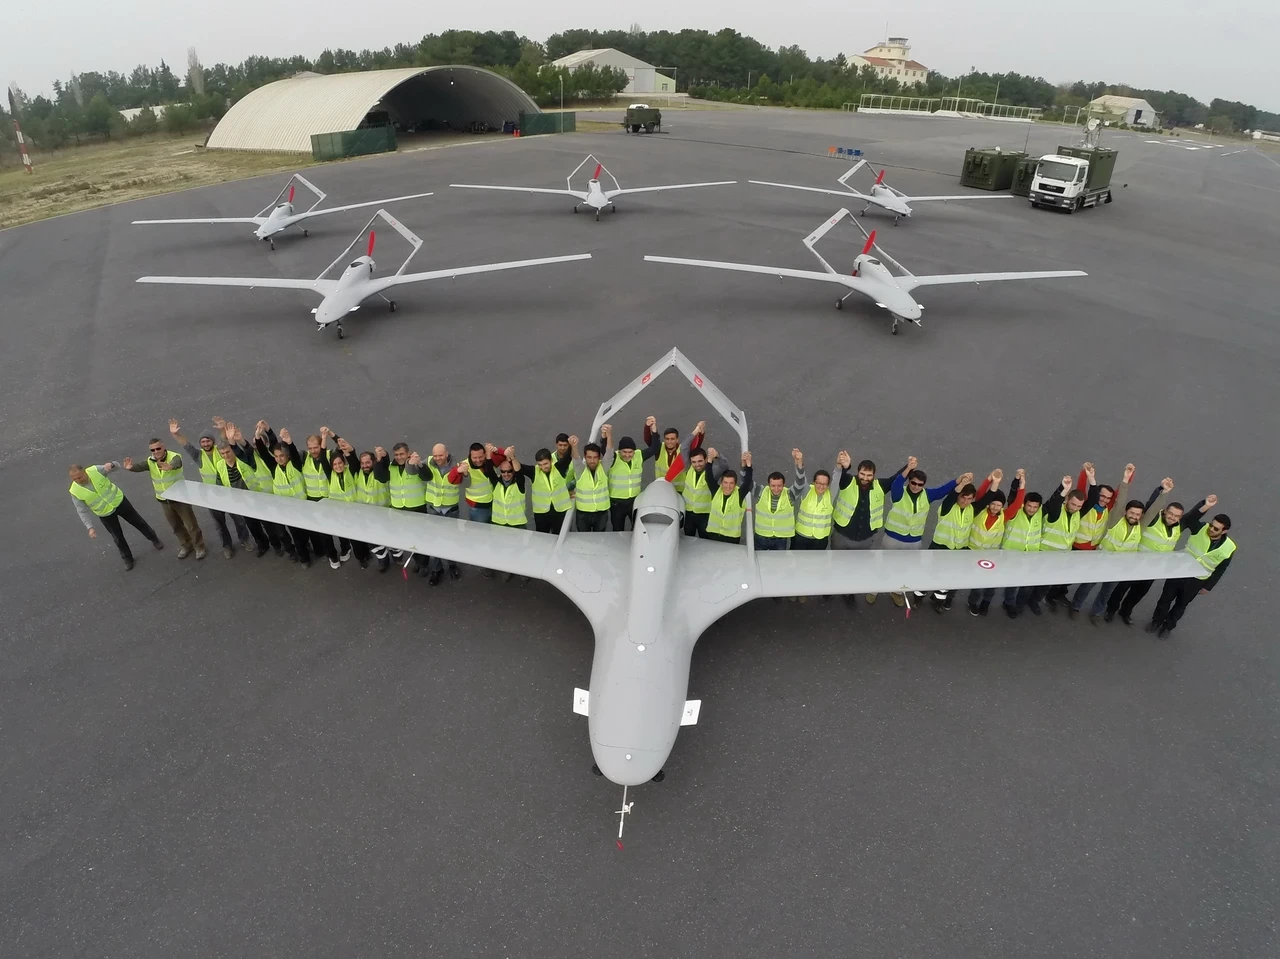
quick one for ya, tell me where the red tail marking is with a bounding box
[367,231,376,257]
[288,184,295,203]
[664,453,685,484]
[593,163,602,180]
[875,169,886,185]
[861,230,877,256]
[616,840,624,850]
[401,564,408,581]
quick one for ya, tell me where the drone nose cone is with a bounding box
[591,744,666,786]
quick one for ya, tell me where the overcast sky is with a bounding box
[5,1,1276,110]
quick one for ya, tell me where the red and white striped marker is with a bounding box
[8,90,33,174]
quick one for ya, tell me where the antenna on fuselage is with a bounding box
[615,785,634,848]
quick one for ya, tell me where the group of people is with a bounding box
[68,414,1236,638]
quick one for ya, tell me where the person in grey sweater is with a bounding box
[69,461,163,570]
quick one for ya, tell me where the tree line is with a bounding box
[4,26,1278,153]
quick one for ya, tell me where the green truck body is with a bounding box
[960,148,1028,191]
[1053,146,1118,191]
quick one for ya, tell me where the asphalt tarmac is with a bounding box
[1,109,1276,958]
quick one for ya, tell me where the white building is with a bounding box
[849,38,928,87]
[1087,95,1160,128]
[1251,129,1280,141]
[551,48,674,95]
[118,104,177,123]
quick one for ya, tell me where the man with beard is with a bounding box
[1072,496,1147,624]
[170,417,241,558]
[830,452,908,606]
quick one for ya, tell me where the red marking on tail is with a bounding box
[664,453,685,483]
[616,840,624,850]
[401,564,408,581]
[875,169,886,185]
[861,230,877,256]
[593,163,602,180]
[367,231,376,257]
[288,184,295,203]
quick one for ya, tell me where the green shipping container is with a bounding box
[1010,156,1039,196]
[960,148,1027,191]
[519,112,576,136]
[310,126,396,161]
[1053,146,1117,191]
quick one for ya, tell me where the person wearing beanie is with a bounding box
[966,470,1018,616]
[599,422,660,532]
[168,417,241,560]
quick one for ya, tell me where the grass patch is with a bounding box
[0,136,310,229]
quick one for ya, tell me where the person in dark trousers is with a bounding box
[123,434,205,559]
[600,421,660,532]
[213,440,271,557]
[229,422,293,558]
[927,475,985,613]
[171,418,244,556]
[1034,476,1087,614]
[1105,479,1182,624]
[703,453,754,544]
[752,449,808,552]
[254,427,313,567]
[69,461,163,570]
[491,447,536,581]
[1148,504,1233,638]
[887,460,973,609]
[680,446,720,537]
[532,444,574,534]
[572,438,612,534]
[831,451,907,606]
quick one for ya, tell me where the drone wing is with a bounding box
[605,180,737,198]
[900,270,1087,291]
[748,180,870,201]
[161,482,627,625]
[292,192,435,221]
[899,193,1016,202]
[450,184,588,200]
[135,276,338,295]
[132,216,267,226]
[751,549,1202,601]
[369,253,592,293]
[644,255,864,288]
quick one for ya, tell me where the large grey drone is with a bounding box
[160,349,1199,839]
[131,173,434,249]
[136,210,591,339]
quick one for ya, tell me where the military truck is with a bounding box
[623,103,662,134]
[1029,146,1117,212]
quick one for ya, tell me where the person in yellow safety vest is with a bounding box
[681,446,721,537]
[966,470,1018,617]
[1073,462,1134,550]
[348,445,392,573]
[572,436,612,533]
[1106,478,1184,624]
[599,422,659,532]
[552,433,578,491]
[171,417,246,556]
[209,438,273,558]
[223,422,292,559]
[1070,494,1148,623]
[386,442,428,572]
[927,470,987,614]
[999,478,1044,619]
[254,427,314,567]
[451,441,509,577]
[888,458,974,609]
[123,433,206,559]
[322,433,380,570]
[753,449,808,552]
[831,451,909,608]
[1029,476,1087,616]
[1148,502,1232,638]
[704,452,754,544]
[791,450,834,551]
[69,461,164,570]
[532,446,573,535]
[415,443,463,585]
[646,419,706,494]
[492,447,536,582]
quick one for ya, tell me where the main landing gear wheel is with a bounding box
[595,210,600,220]
[591,763,603,777]
[893,217,900,226]
[388,301,397,313]
[573,207,578,213]
[268,239,275,250]
[651,770,665,783]
[835,298,843,310]
[611,205,617,214]
[303,229,309,237]
[337,324,344,340]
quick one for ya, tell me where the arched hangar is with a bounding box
[206,66,539,152]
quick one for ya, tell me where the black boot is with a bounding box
[428,569,443,586]
[978,601,990,616]
[1104,609,1115,623]
[449,563,461,580]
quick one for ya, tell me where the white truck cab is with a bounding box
[1029,154,1112,212]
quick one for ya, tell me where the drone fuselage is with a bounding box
[848,255,923,319]
[314,257,378,326]
[255,202,298,240]
[586,479,692,785]
[582,179,612,210]
[867,185,913,218]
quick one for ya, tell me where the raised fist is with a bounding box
[694,420,706,435]
[1015,468,1026,482]
[706,447,719,461]
[456,461,470,475]
[906,456,918,472]
[568,435,579,448]
[1204,494,1218,509]
[837,450,851,469]
[792,448,803,465]
[408,452,421,466]
[741,451,751,467]
[484,443,497,455]
[956,472,974,487]
[278,428,292,444]
[1160,477,1174,493]
[1061,475,1072,491]
[645,415,656,429]
[1123,463,1136,482]
[990,469,1004,484]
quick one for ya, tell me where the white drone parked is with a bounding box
[751,159,1012,224]
[132,173,434,249]
[451,155,736,219]
[646,208,1086,334]
[136,210,591,339]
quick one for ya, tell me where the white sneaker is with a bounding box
[339,549,352,563]
[328,558,341,569]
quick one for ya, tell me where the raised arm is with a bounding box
[1143,478,1174,523]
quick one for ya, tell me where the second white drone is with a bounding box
[451,155,735,219]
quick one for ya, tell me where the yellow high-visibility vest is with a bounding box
[754,488,795,538]
[69,467,123,516]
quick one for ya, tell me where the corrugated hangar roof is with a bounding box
[207,66,539,153]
